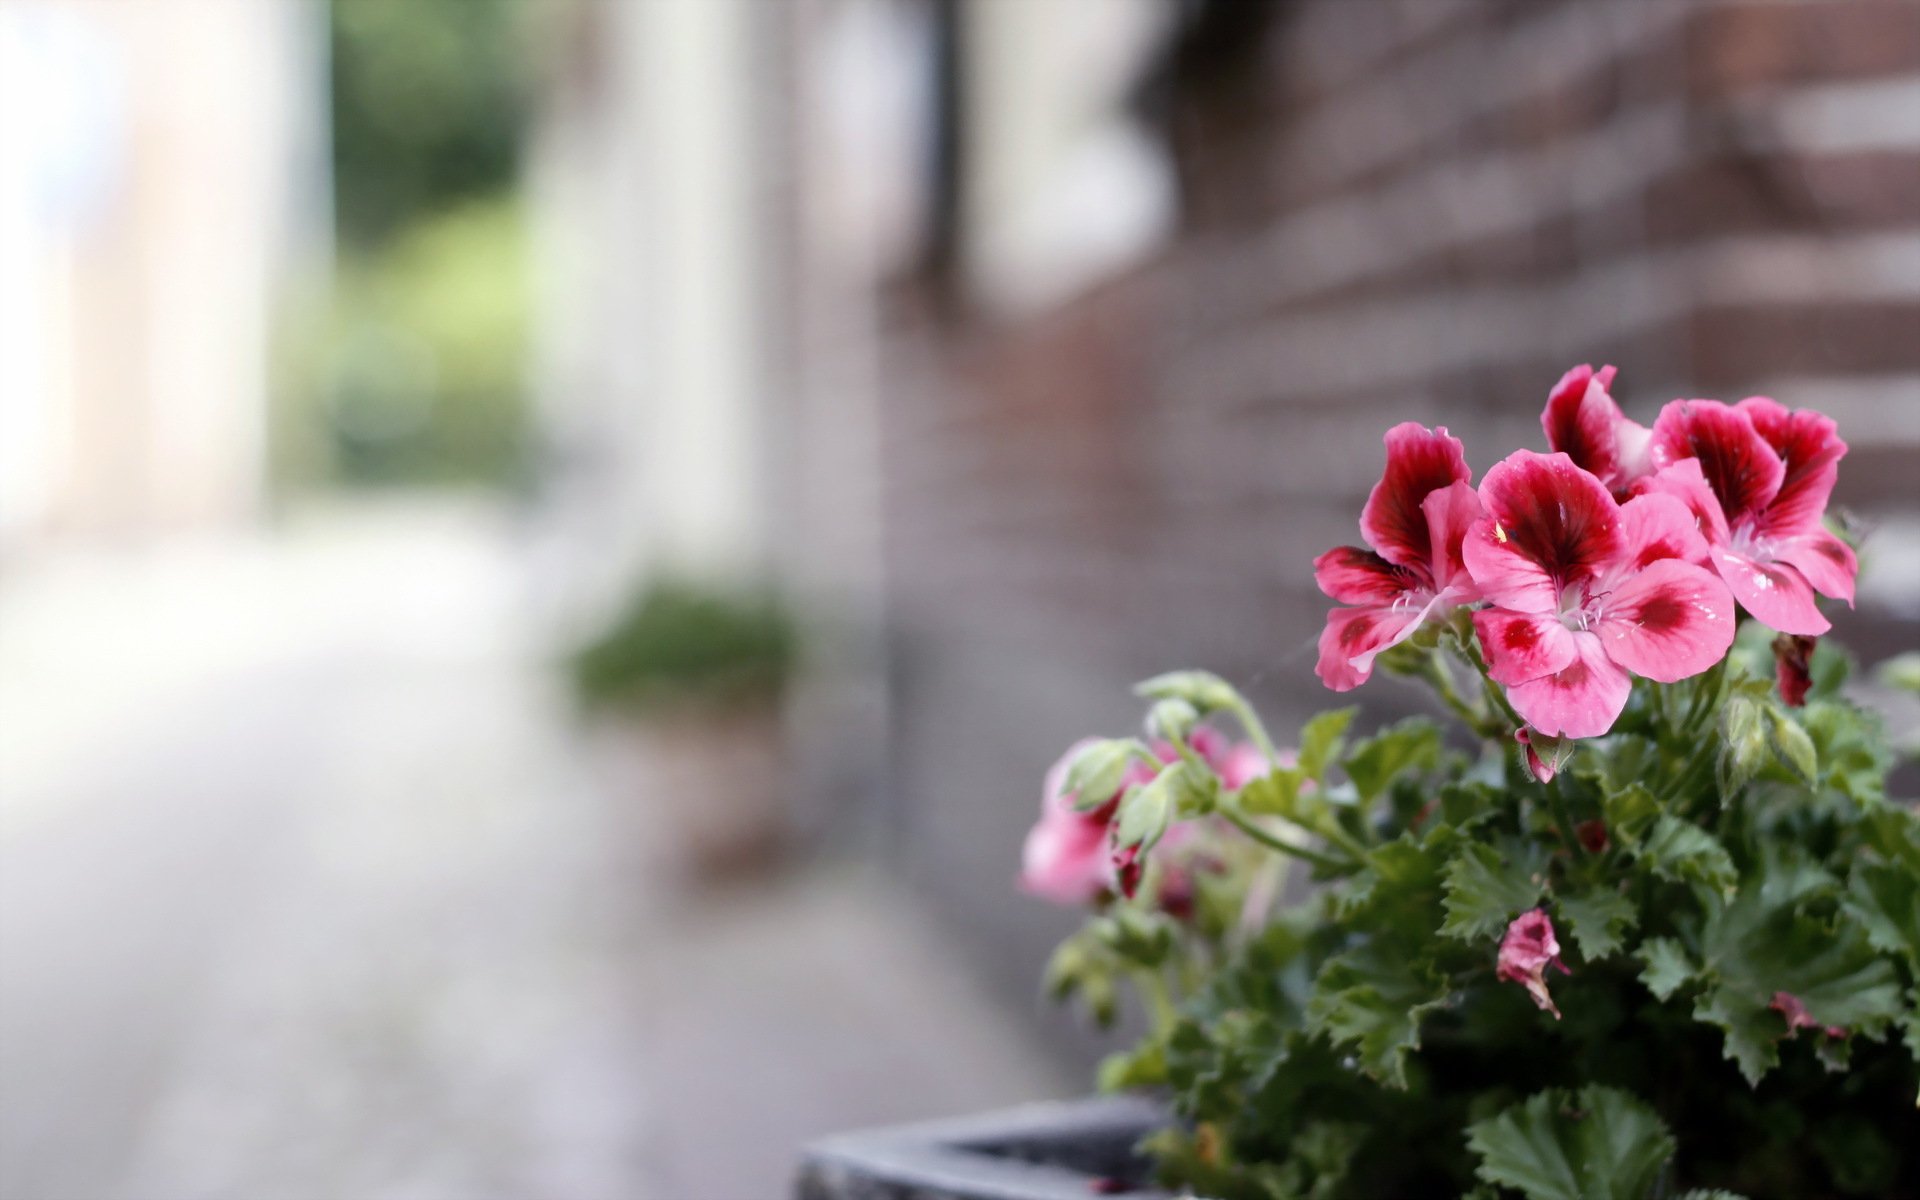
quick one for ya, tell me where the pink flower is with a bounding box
[1497,908,1571,1019]
[1643,397,1856,636]
[1315,424,1483,691]
[1541,364,1653,499]
[1465,450,1737,738]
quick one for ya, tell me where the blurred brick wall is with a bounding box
[873,0,1920,1038]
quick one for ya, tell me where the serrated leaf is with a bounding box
[1692,866,1907,1085]
[1298,707,1356,782]
[1846,863,1920,968]
[1465,1085,1676,1200]
[1638,937,1695,1001]
[1557,888,1637,961]
[1304,941,1450,1089]
[1239,766,1310,820]
[1637,816,1736,894]
[1343,717,1439,802]
[1441,842,1546,943]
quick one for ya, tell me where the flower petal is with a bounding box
[1021,809,1111,905]
[1474,608,1577,685]
[1772,529,1857,605]
[1650,399,1784,525]
[1712,547,1830,636]
[1616,492,1712,570]
[1463,517,1557,613]
[1421,480,1484,594]
[1314,546,1420,606]
[1633,458,1729,545]
[1541,363,1649,495]
[1314,605,1423,691]
[1360,423,1472,569]
[1738,396,1845,533]
[1596,559,1737,683]
[1504,631,1632,739]
[1473,450,1624,595]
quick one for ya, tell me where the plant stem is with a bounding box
[1218,807,1355,873]
[1225,697,1283,769]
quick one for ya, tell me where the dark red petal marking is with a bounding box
[1651,400,1784,524]
[1361,424,1471,569]
[1478,451,1624,586]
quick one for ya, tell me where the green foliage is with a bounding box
[1466,1086,1676,1200]
[1047,658,1918,1198]
[567,580,797,715]
[329,0,532,249]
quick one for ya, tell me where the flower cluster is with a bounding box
[1315,366,1855,739]
[1017,368,1912,1200]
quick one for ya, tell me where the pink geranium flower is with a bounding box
[1497,908,1571,1019]
[1314,424,1483,691]
[1541,364,1653,499]
[1465,450,1736,738]
[1643,397,1856,636]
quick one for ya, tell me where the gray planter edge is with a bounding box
[794,1094,1179,1200]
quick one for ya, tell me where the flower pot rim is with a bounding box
[796,1094,1177,1200]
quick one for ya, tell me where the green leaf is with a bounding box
[1637,817,1736,895]
[1239,766,1310,820]
[1600,783,1660,846]
[1096,1040,1166,1091]
[1638,937,1696,1001]
[1343,717,1440,802]
[1298,707,1357,782]
[1441,842,1546,943]
[1692,865,1908,1085]
[1465,1085,1676,1200]
[1764,707,1817,784]
[1305,940,1450,1089]
[1557,888,1638,961]
[1845,862,1920,968]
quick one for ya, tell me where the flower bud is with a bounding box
[1061,739,1144,812]
[1133,670,1245,715]
[1145,698,1200,743]
[1772,633,1816,708]
[1718,692,1769,789]
[1515,727,1573,784]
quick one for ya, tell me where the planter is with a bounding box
[795,1096,1176,1200]
[595,706,788,882]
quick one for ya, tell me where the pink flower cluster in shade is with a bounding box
[1314,367,1855,739]
[1019,729,1267,910]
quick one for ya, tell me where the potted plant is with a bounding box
[569,579,798,879]
[800,369,1918,1199]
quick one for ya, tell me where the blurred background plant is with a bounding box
[569,580,798,716]
[276,0,534,492]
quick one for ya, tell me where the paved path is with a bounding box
[0,501,1072,1200]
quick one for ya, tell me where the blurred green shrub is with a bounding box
[569,582,801,716]
[329,0,531,250]
[301,195,530,487]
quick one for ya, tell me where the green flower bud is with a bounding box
[1061,739,1143,811]
[1133,670,1245,715]
[1145,698,1200,742]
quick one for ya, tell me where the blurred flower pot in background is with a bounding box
[568,580,800,883]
